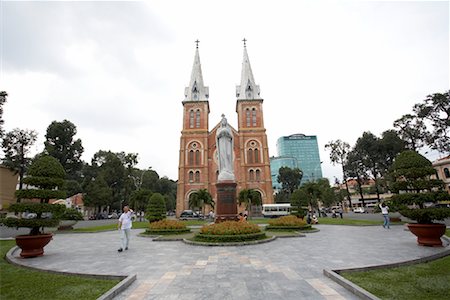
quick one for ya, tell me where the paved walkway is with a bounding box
[8,225,450,300]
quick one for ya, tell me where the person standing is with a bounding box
[379,202,390,229]
[118,206,134,252]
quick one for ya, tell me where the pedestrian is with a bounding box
[379,202,390,229]
[338,207,343,219]
[118,205,134,252]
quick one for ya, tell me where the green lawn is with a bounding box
[72,221,149,232]
[318,217,394,226]
[446,229,450,237]
[342,255,450,300]
[0,240,119,300]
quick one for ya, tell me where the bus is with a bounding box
[262,204,291,218]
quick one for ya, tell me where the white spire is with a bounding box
[236,42,261,100]
[184,43,209,101]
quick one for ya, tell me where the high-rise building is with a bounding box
[176,42,274,216]
[272,134,322,185]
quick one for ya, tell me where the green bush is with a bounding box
[266,225,312,231]
[200,221,261,235]
[194,232,267,243]
[145,228,191,235]
[145,219,190,235]
[268,215,307,228]
[145,193,166,223]
[61,208,84,220]
[399,208,450,224]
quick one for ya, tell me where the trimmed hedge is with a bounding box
[265,225,312,231]
[8,203,65,215]
[194,232,267,243]
[145,193,166,223]
[144,228,191,235]
[2,218,60,228]
[400,208,450,224]
[200,221,261,235]
[15,189,67,201]
[61,208,84,220]
[145,219,190,235]
[268,215,307,227]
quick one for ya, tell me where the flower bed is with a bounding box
[145,219,190,235]
[194,221,265,243]
[265,215,312,231]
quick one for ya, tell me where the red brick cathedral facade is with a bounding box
[176,44,274,216]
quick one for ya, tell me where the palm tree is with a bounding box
[189,189,214,214]
[238,189,262,219]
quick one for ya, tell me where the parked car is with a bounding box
[353,207,366,213]
[179,210,204,220]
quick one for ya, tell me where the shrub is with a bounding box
[194,232,267,243]
[144,220,190,235]
[61,208,84,220]
[399,208,450,224]
[268,215,306,227]
[200,221,261,235]
[145,193,166,223]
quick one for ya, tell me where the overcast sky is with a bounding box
[1,0,449,183]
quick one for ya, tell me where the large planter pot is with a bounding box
[58,220,78,230]
[15,233,53,258]
[407,223,446,247]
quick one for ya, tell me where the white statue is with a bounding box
[216,114,235,181]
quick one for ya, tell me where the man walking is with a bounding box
[379,202,390,229]
[118,206,134,252]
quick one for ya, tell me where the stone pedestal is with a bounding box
[215,181,238,223]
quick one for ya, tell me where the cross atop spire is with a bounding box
[236,42,261,100]
[195,39,200,49]
[184,45,209,101]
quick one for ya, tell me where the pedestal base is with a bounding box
[215,181,238,223]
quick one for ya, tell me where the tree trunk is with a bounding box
[357,177,365,207]
[342,166,352,209]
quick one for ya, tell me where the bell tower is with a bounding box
[235,40,274,205]
[176,41,210,216]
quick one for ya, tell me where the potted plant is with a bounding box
[58,208,83,230]
[389,151,450,246]
[1,155,66,257]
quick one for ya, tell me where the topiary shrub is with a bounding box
[61,208,84,220]
[266,215,312,231]
[145,193,166,223]
[194,221,266,243]
[2,155,67,235]
[145,219,190,235]
[399,208,450,224]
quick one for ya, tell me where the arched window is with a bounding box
[445,168,450,179]
[196,109,201,128]
[195,150,201,165]
[247,149,253,164]
[189,110,194,128]
[254,148,259,163]
[255,169,261,181]
[216,170,219,181]
[195,171,200,182]
[188,171,194,182]
[252,108,257,126]
[188,150,194,165]
[249,170,255,181]
[246,108,251,127]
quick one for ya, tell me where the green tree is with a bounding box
[64,180,83,197]
[413,91,450,154]
[238,189,262,219]
[189,189,214,214]
[277,167,303,195]
[290,189,308,218]
[145,193,166,222]
[0,91,7,137]
[2,128,38,192]
[129,189,152,212]
[345,148,367,205]
[393,114,429,151]
[83,175,112,211]
[274,190,290,203]
[325,139,351,207]
[44,120,84,180]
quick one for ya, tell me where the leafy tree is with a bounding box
[274,190,290,203]
[146,193,166,222]
[238,189,262,219]
[325,139,351,207]
[44,120,84,180]
[83,175,112,211]
[393,114,429,151]
[129,189,152,212]
[290,189,308,218]
[277,167,303,195]
[378,130,406,176]
[189,189,214,214]
[2,128,38,192]
[413,91,450,154]
[0,91,7,137]
[64,180,83,197]
[345,148,367,205]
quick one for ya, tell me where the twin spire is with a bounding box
[184,40,261,102]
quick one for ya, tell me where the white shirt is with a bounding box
[379,204,389,215]
[119,211,133,229]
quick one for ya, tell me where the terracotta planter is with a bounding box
[407,223,446,247]
[15,233,53,258]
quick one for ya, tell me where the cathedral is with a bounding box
[176,42,274,216]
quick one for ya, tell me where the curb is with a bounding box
[299,228,320,233]
[324,245,450,300]
[182,235,277,247]
[6,246,137,300]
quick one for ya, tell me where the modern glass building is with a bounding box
[276,134,322,184]
[270,156,299,191]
